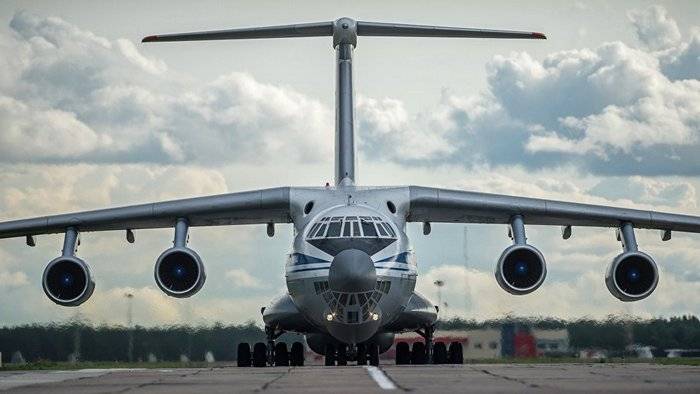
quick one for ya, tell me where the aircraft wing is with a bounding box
[0,187,291,239]
[407,186,700,234]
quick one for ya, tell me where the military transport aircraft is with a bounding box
[2,18,699,367]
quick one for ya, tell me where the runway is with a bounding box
[1,363,700,393]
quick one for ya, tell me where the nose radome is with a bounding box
[328,249,376,292]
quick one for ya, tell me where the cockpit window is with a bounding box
[307,215,397,240]
[361,218,377,237]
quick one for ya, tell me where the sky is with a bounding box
[0,0,699,327]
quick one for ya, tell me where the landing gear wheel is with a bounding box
[237,343,251,367]
[337,344,348,366]
[395,342,410,365]
[432,342,447,364]
[448,342,464,364]
[253,342,267,367]
[274,342,289,366]
[290,342,305,366]
[411,342,426,365]
[368,343,380,366]
[356,344,367,365]
[324,343,336,366]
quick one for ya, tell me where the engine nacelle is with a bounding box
[495,244,547,295]
[154,247,206,298]
[605,251,658,302]
[42,256,95,307]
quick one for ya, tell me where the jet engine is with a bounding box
[154,246,206,298]
[605,222,659,302]
[495,215,547,295]
[154,218,206,298]
[605,251,658,302]
[43,256,95,306]
[42,228,94,306]
[496,244,547,295]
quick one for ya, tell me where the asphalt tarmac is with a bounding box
[1,363,699,393]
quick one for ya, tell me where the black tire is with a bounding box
[237,343,251,367]
[433,342,447,364]
[337,344,348,366]
[253,342,267,367]
[274,342,289,366]
[324,343,336,366]
[411,342,426,365]
[290,342,305,366]
[395,342,410,365]
[356,343,367,365]
[448,342,464,364]
[368,343,380,366]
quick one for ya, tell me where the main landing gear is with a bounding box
[395,325,464,365]
[236,325,305,367]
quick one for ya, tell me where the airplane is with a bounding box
[1,17,699,368]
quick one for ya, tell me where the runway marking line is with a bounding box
[365,366,397,390]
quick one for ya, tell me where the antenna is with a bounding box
[143,18,546,186]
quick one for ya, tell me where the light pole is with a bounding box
[125,293,134,362]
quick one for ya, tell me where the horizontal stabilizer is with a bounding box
[142,18,546,43]
[356,21,546,40]
[142,21,333,42]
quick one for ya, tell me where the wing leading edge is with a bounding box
[0,187,291,239]
[408,186,700,233]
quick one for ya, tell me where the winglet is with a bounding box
[142,35,159,43]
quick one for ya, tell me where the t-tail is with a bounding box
[143,18,546,186]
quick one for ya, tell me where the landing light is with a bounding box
[326,313,335,321]
[371,313,380,321]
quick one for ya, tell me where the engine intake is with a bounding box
[495,215,547,295]
[606,251,658,301]
[42,256,95,307]
[496,244,547,295]
[154,247,206,298]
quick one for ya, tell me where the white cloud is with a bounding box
[628,5,682,51]
[0,11,332,166]
[225,268,266,289]
[0,270,29,289]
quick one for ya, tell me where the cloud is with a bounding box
[225,269,266,289]
[0,11,332,166]
[628,5,681,51]
[0,270,29,289]
[358,6,700,176]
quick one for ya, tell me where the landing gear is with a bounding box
[253,342,267,367]
[237,343,251,367]
[448,341,464,364]
[238,325,306,367]
[337,344,348,366]
[368,343,380,366]
[433,342,447,364]
[411,342,426,364]
[324,343,336,366]
[274,342,289,366]
[356,343,367,365]
[290,342,305,366]
[395,341,410,365]
[412,324,435,364]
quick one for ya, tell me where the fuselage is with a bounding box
[283,187,419,344]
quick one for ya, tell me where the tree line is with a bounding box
[1,315,699,363]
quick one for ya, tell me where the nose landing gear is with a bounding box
[323,342,380,366]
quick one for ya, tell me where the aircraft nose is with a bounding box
[328,249,376,292]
